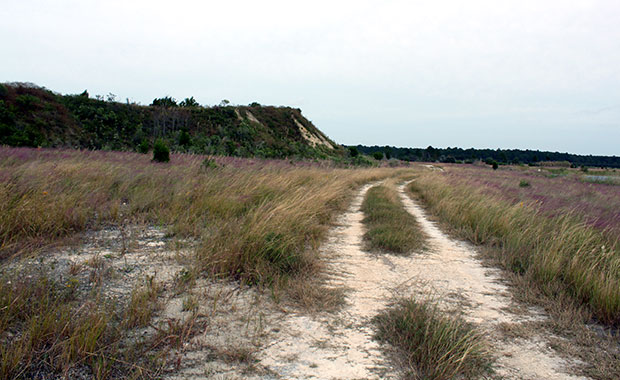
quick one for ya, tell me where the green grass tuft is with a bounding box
[361,184,425,254]
[374,298,494,380]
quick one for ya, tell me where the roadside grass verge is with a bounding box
[374,297,493,380]
[407,172,620,379]
[407,173,620,326]
[361,184,425,254]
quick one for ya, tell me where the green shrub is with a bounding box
[372,151,384,160]
[348,146,359,157]
[15,94,40,109]
[0,84,7,98]
[352,154,376,167]
[138,139,149,154]
[519,180,530,187]
[492,161,498,170]
[152,139,170,162]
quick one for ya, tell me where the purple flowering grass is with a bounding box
[439,164,620,238]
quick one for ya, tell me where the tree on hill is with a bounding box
[152,97,178,107]
[179,97,199,108]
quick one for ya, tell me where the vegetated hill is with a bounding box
[355,145,620,168]
[0,82,344,159]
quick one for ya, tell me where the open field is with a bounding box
[0,146,401,378]
[1,147,619,379]
[408,164,620,325]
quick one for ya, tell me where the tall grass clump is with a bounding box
[374,298,493,380]
[361,184,425,254]
[408,173,620,325]
[196,169,403,284]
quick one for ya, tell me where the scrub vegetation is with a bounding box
[0,83,342,160]
[1,142,619,379]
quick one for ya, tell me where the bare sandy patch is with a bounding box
[293,117,334,149]
[245,110,263,126]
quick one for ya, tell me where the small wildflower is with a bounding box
[42,191,48,195]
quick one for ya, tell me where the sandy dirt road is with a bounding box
[253,182,588,379]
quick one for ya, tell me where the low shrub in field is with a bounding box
[178,130,191,147]
[152,139,169,162]
[519,180,530,187]
[361,185,425,254]
[374,298,493,380]
[408,174,620,325]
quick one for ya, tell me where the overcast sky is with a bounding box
[2,0,619,155]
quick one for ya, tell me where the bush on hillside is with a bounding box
[373,151,384,160]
